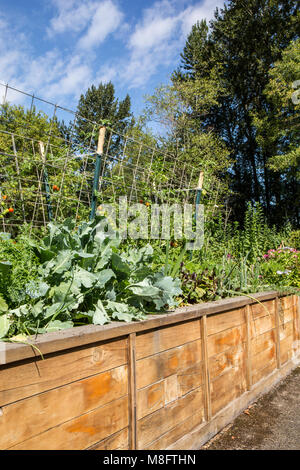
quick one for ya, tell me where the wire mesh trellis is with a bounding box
[0,82,212,235]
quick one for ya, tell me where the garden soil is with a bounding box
[202,366,300,450]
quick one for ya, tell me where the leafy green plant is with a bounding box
[0,217,181,339]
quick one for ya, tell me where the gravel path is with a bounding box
[202,366,300,450]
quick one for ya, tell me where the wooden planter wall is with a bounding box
[0,292,299,450]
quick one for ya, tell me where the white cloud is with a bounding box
[48,0,123,51]
[78,1,123,50]
[129,14,177,52]
[48,2,96,35]
[179,0,224,36]
[122,0,222,88]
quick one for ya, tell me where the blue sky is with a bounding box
[0,0,224,118]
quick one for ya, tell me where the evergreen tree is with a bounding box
[175,0,299,226]
[75,81,134,150]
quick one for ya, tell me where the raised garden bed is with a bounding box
[0,291,299,450]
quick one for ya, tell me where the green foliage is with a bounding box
[260,247,300,288]
[175,0,299,226]
[0,232,40,306]
[0,217,181,339]
[0,103,91,229]
[75,81,134,149]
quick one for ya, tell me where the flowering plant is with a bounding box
[260,246,299,288]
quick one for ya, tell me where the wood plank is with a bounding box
[208,346,245,382]
[128,333,137,450]
[274,297,281,369]
[279,306,294,325]
[87,427,129,450]
[136,339,201,389]
[207,308,245,336]
[207,324,246,357]
[280,295,296,310]
[293,297,300,357]
[251,329,276,357]
[137,381,165,420]
[279,320,293,340]
[200,315,211,421]
[250,300,275,318]
[280,334,293,365]
[210,367,246,416]
[0,365,127,449]
[136,320,200,360]
[9,395,129,450]
[145,410,205,450]
[252,360,278,385]
[137,365,203,420]
[137,387,204,449]
[0,338,127,406]
[252,345,276,376]
[245,304,252,389]
[251,313,275,338]
[0,291,283,366]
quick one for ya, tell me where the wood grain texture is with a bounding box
[210,366,247,416]
[137,364,202,420]
[251,329,276,357]
[207,325,246,357]
[137,387,204,449]
[136,339,202,390]
[136,320,200,360]
[166,357,300,450]
[87,427,128,450]
[200,315,211,422]
[207,309,245,337]
[145,410,205,450]
[0,338,127,406]
[208,346,245,382]
[0,365,127,449]
[128,333,137,450]
[9,395,129,450]
[245,305,252,390]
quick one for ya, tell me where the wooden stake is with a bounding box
[128,333,137,450]
[197,170,204,190]
[275,297,281,369]
[97,126,106,155]
[200,315,211,421]
[245,304,252,390]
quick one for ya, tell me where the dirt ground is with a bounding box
[202,366,300,450]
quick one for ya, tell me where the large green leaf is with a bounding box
[127,279,160,297]
[51,250,74,274]
[93,300,110,325]
[111,253,131,277]
[26,281,50,299]
[0,313,11,338]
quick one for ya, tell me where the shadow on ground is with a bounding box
[202,366,300,450]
